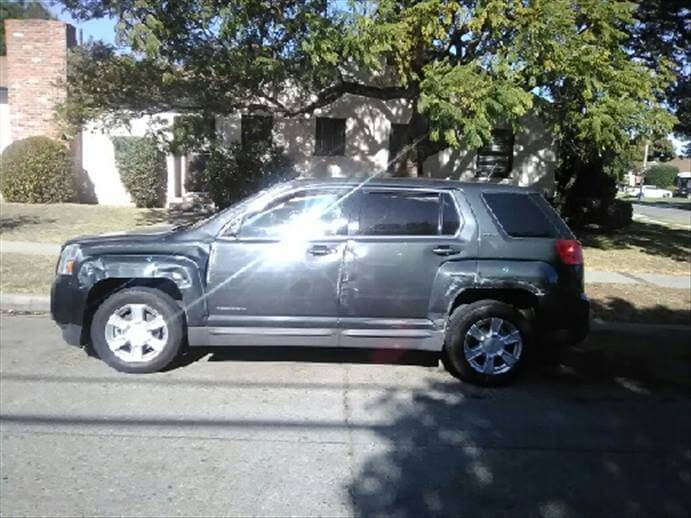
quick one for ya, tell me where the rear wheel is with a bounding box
[90,287,185,373]
[443,300,530,386]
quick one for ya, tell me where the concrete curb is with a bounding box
[0,293,50,313]
[1,293,688,336]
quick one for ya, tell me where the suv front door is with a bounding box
[339,188,468,348]
[206,188,351,346]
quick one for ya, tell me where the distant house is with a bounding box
[625,155,691,187]
[218,103,556,193]
[2,18,557,207]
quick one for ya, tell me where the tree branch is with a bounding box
[278,81,415,116]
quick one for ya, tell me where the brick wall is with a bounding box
[4,19,76,142]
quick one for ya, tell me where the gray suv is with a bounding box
[51,178,590,385]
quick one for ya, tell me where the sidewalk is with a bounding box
[0,240,61,256]
[586,270,691,290]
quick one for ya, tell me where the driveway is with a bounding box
[1,315,690,517]
[633,202,691,228]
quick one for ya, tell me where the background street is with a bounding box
[1,314,690,517]
[633,202,691,228]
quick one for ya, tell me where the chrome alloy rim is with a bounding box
[463,317,522,375]
[104,304,168,363]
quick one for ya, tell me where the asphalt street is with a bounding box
[1,314,690,517]
[632,202,691,228]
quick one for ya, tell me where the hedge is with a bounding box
[112,136,167,208]
[645,164,679,189]
[199,142,294,209]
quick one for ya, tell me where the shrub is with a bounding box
[645,164,678,188]
[559,172,631,230]
[600,199,633,230]
[199,142,294,209]
[0,136,75,203]
[112,136,167,207]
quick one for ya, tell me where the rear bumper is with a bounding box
[51,274,88,346]
[537,292,591,347]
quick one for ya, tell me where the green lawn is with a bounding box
[0,202,206,244]
[588,283,690,326]
[0,253,57,294]
[579,221,691,275]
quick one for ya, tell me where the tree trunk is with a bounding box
[393,107,438,177]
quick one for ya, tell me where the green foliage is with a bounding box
[111,136,167,208]
[60,0,677,188]
[170,115,216,155]
[200,143,294,209]
[628,1,689,139]
[0,1,52,55]
[558,170,631,230]
[645,164,679,188]
[647,138,676,162]
[0,137,75,203]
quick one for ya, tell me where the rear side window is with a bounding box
[358,191,461,236]
[483,192,557,238]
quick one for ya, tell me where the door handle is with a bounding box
[432,245,459,256]
[307,245,335,256]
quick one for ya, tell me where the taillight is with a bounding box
[555,239,583,265]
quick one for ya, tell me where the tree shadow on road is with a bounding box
[347,332,691,517]
[173,346,439,370]
[589,294,691,326]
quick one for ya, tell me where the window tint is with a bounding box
[483,192,557,238]
[476,129,514,179]
[240,191,347,239]
[359,191,439,236]
[441,193,461,235]
[315,118,346,156]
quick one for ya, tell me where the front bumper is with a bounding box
[51,274,88,346]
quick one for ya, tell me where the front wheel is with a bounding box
[443,300,531,386]
[90,287,185,373]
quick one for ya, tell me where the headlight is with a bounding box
[56,244,81,275]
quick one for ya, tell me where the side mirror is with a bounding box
[222,218,243,238]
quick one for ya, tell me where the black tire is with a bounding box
[90,287,185,373]
[443,300,531,386]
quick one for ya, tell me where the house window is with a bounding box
[476,129,514,179]
[241,114,273,148]
[315,117,346,156]
[0,87,7,104]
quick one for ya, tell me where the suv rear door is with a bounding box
[339,187,472,348]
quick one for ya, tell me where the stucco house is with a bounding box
[1,19,557,207]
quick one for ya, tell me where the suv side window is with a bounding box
[483,192,558,238]
[357,190,461,236]
[239,190,348,239]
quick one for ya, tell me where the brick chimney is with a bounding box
[4,19,76,142]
